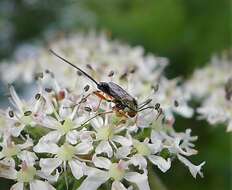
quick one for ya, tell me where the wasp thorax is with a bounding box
[97,82,110,93]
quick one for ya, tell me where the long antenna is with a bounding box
[49,49,99,86]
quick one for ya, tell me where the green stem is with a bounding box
[148,163,168,190]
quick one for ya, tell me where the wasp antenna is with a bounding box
[49,49,99,86]
[138,106,154,112]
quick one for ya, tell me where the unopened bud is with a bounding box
[8,110,14,118]
[108,71,114,77]
[84,85,90,92]
[77,71,82,76]
[24,111,32,116]
[84,107,92,112]
[35,93,41,100]
[45,88,52,93]
[86,64,93,70]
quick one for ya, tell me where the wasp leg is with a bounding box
[135,114,138,125]
[80,110,114,127]
[112,106,129,118]
[155,108,163,120]
[63,96,87,109]
[92,91,114,111]
[138,98,152,109]
[67,91,113,111]
[93,91,113,102]
[95,98,102,111]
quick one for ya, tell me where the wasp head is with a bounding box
[97,82,110,94]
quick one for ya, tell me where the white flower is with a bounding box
[177,154,205,178]
[0,33,167,90]
[10,161,56,190]
[152,78,193,120]
[91,116,132,158]
[0,32,205,188]
[0,158,17,180]
[151,127,205,178]
[185,53,232,132]
[34,139,92,180]
[6,85,45,137]
[197,89,232,132]
[131,138,171,173]
[185,54,231,99]
[78,156,150,190]
[0,135,33,166]
[34,102,90,144]
[0,141,57,190]
[0,109,18,138]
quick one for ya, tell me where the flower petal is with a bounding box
[0,159,17,180]
[10,123,25,137]
[130,155,147,170]
[39,158,62,175]
[38,130,62,144]
[92,155,112,170]
[112,135,132,146]
[174,104,194,118]
[30,180,56,190]
[37,170,59,183]
[77,167,108,190]
[112,181,127,190]
[33,142,59,154]
[177,154,205,178]
[124,172,150,190]
[75,142,93,155]
[68,160,84,180]
[17,150,38,166]
[95,140,113,157]
[10,182,24,190]
[148,155,171,172]
[115,146,131,159]
[66,130,79,144]
[148,140,162,154]
[17,135,33,149]
[37,115,60,130]
[91,117,104,130]
[9,86,23,113]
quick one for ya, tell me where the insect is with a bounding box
[50,49,155,118]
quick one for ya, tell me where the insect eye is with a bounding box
[98,82,109,91]
[103,83,109,88]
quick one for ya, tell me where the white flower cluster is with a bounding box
[0,32,193,120]
[186,53,232,132]
[0,33,204,190]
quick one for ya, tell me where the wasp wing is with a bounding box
[107,82,135,102]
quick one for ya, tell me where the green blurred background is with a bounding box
[0,0,231,189]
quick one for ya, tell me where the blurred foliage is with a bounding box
[0,0,230,77]
[85,0,230,77]
[0,0,231,190]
